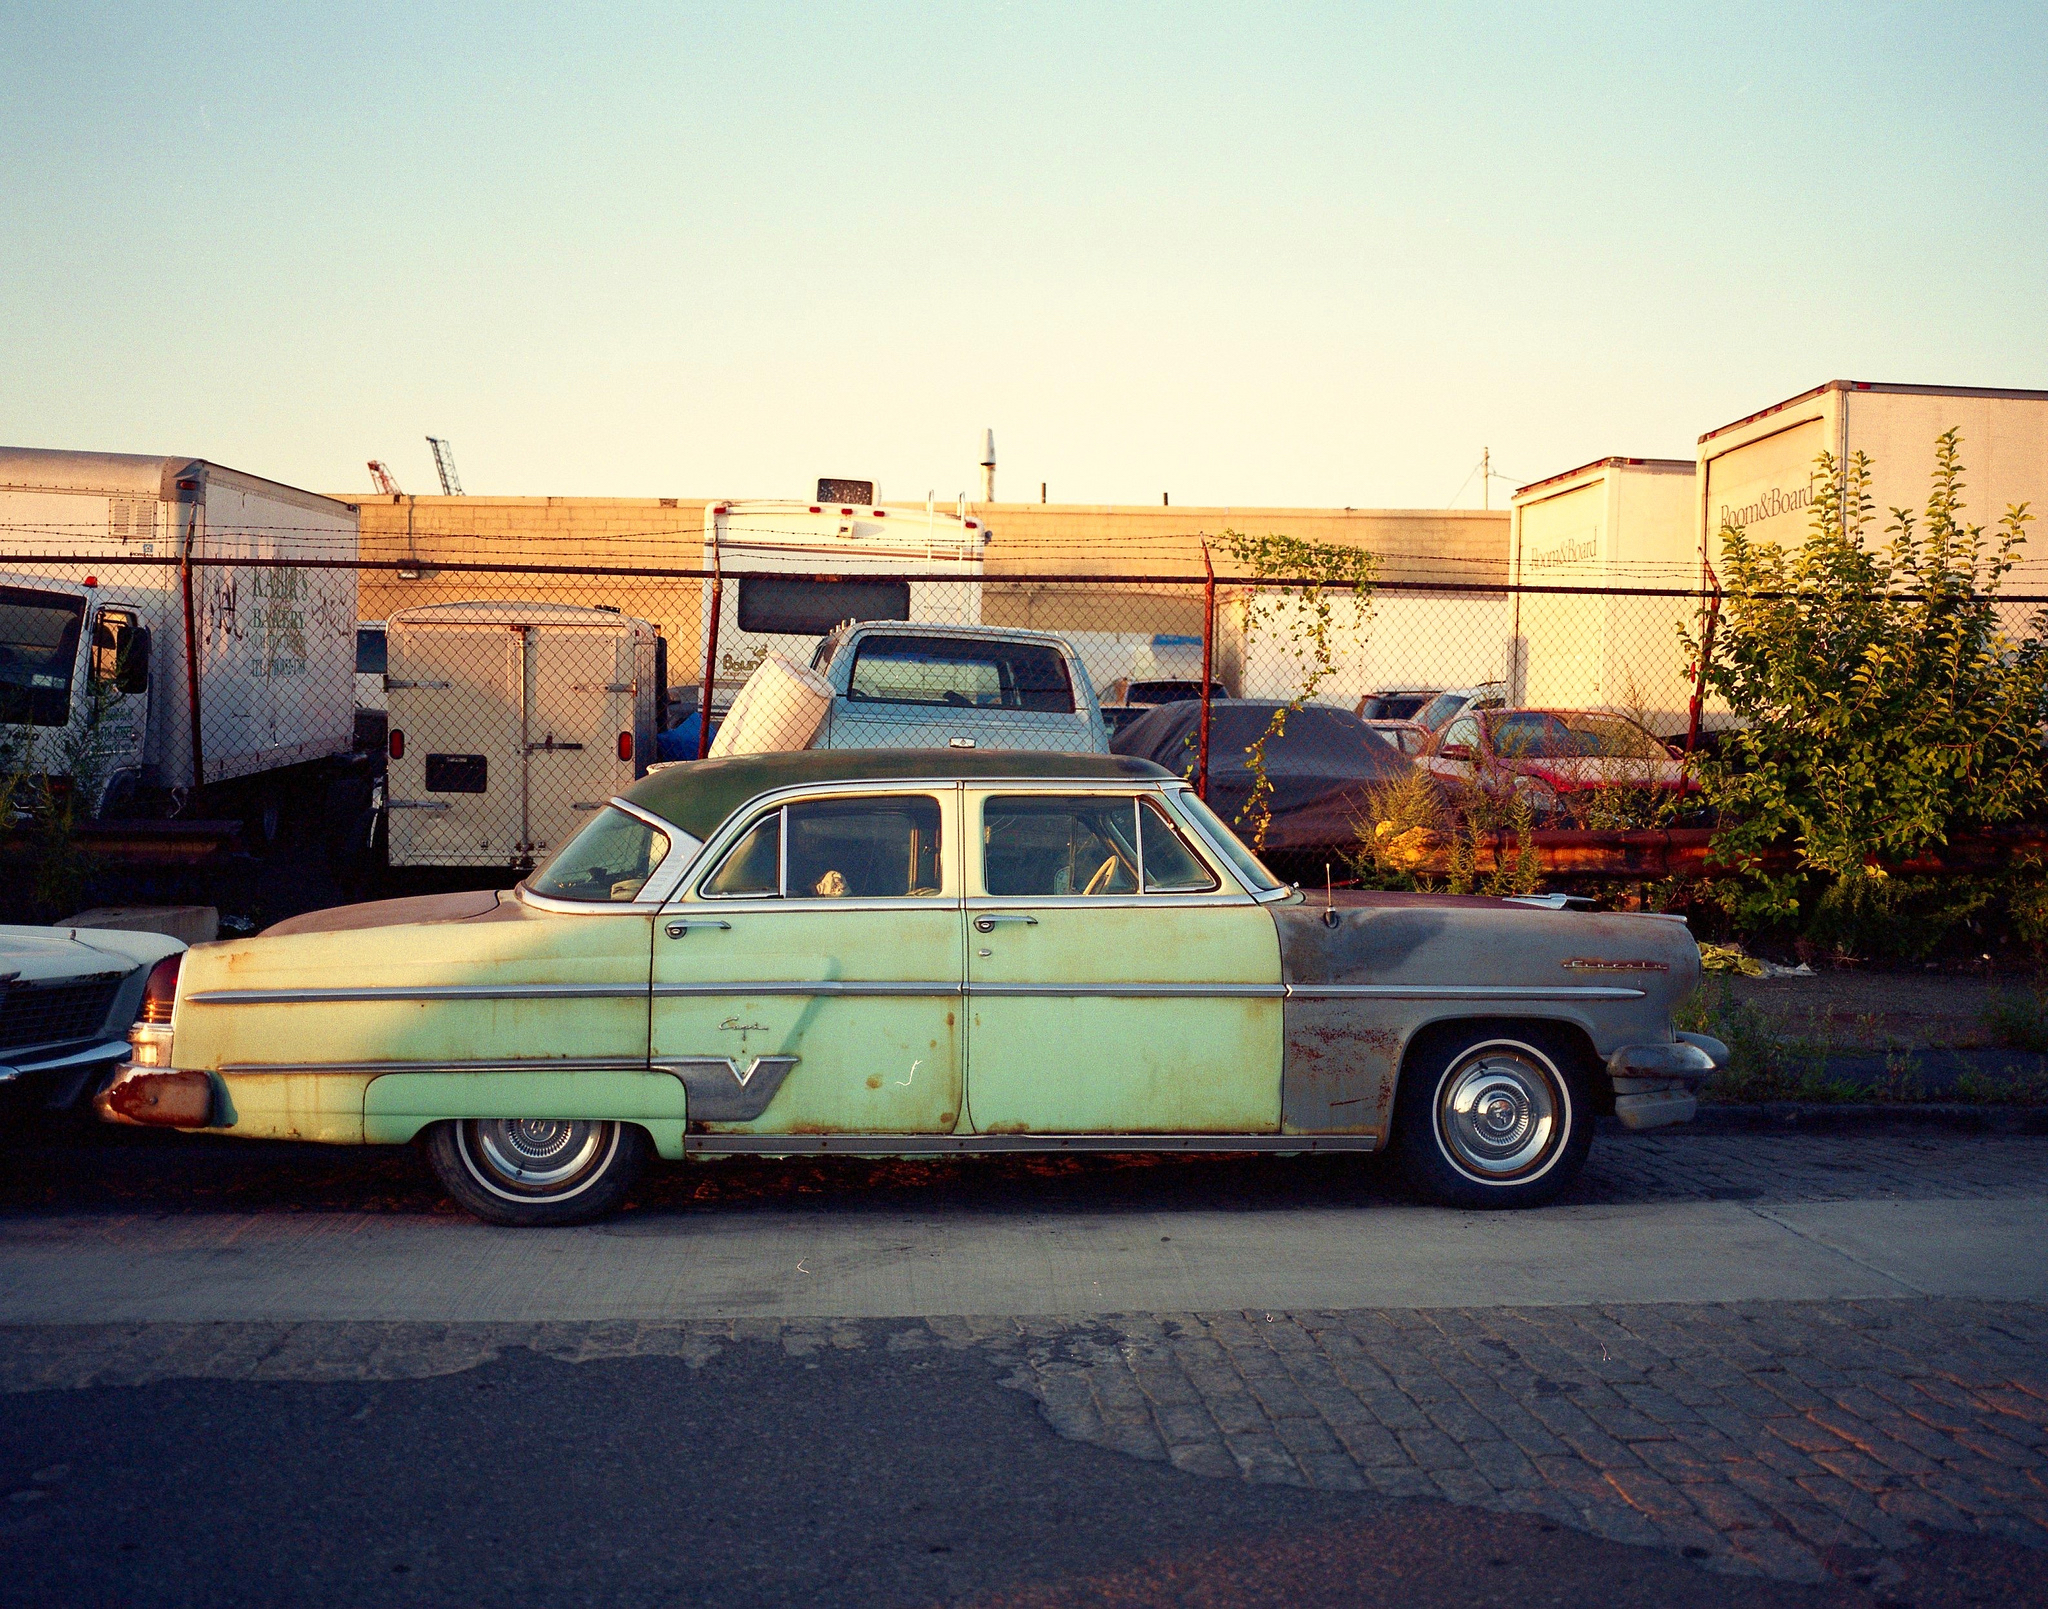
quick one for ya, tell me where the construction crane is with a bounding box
[366,460,403,496]
[426,436,464,496]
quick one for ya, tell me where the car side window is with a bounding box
[701,812,780,897]
[1443,716,1480,754]
[701,795,943,899]
[1139,799,1219,892]
[984,796,1139,896]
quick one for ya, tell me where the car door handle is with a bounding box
[973,913,1038,933]
[664,919,731,938]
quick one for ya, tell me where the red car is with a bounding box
[1420,708,1697,815]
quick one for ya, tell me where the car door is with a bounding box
[962,786,1282,1134]
[649,786,965,1134]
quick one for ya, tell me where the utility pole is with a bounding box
[1482,447,1490,511]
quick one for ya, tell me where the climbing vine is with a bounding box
[1213,529,1376,850]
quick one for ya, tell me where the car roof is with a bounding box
[839,622,1077,648]
[623,749,1173,839]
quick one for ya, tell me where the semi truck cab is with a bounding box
[0,575,153,816]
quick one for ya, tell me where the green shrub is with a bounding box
[1691,431,2046,955]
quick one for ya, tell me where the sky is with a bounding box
[2,1,2044,509]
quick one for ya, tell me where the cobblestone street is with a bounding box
[2,1129,2044,1596]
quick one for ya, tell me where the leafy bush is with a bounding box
[1692,432,2047,950]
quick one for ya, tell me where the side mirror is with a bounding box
[1438,742,1473,762]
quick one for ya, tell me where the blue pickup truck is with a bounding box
[808,622,1109,753]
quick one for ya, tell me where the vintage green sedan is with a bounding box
[97,751,1723,1224]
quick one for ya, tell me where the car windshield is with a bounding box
[847,635,1074,713]
[529,806,673,901]
[1559,714,1669,759]
[1413,691,1468,732]
[1127,680,1223,705]
[0,586,85,727]
[1488,712,1668,760]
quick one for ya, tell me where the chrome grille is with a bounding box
[0,975,122,1051]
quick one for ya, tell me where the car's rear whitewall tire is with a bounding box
[1395,1024,1592,1209]
[425,1118,648,1226]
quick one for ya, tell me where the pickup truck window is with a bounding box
[529,805,671,902]
[0,587,86,727]
[849,635,1075,714]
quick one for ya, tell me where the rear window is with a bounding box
[737,577,910,637]
[848,635,1074,713]
[355,627,387,676]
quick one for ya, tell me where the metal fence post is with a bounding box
[1199,542,1215,800]
[1685,561,1721,756]
[696,543,723,761]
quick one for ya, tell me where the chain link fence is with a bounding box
[0,543,2042,894]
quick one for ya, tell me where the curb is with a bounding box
[1635,1103,2048,1136]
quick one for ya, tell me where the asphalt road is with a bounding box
[1,1126,2044,1606]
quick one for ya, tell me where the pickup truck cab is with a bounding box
[808,623,1109,753]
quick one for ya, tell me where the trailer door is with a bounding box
[522,626,629,863]
[388,624,524,866]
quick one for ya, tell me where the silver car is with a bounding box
[809,623,1110,753]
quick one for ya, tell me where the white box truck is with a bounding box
[1509,456,1700,736]
[0,448,362,832]
[383,601,659,869]
[1699,381,2048,578]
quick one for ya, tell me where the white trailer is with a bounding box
[1508,457,1700,736]
[384,601,658,869]
[701,491,986,706]
[0,448,360,822]
[1698,382,2048,579]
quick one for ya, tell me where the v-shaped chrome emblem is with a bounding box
[658,1055,800,1121]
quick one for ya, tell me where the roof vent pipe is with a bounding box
[979,428,995,503]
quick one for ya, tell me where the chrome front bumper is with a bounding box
[93,1061,215,1129]
[1606,1032,1728,1131]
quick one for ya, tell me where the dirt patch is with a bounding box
[1710,968,2022,1051]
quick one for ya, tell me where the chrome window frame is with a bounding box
[963,782,1256,909]
[676,780,962,912]
[1137,795,1221,895]
[1155,782,1291,903]
[515,797,703,915]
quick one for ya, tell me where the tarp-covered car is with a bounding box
[1109,699,1410,865]
[98,750,1723,1224]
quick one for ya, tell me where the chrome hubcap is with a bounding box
[468,1119,610,1196]
[1437,1046,1563,1180]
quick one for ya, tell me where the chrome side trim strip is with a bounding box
[683,1132,1379,1155]
[190,983,650,1004]
[967,982,1284,999]
[652,981,962,998]
[1284,984,1646,1001]
[194,980,1641,1006]
[222,1058,655,1075]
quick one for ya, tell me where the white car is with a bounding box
[0,924,185,1114]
